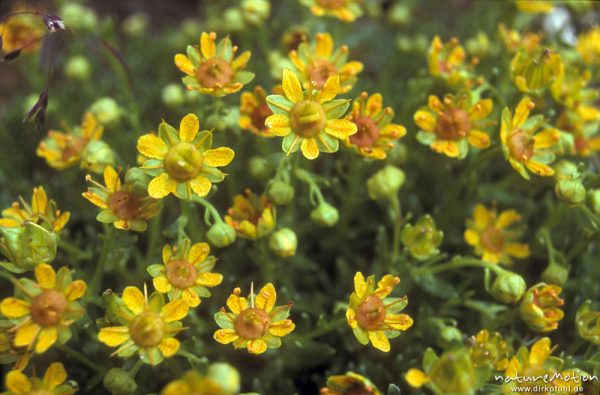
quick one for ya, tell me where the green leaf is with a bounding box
[214,311,234,329]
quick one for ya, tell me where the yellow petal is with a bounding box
[148,173,178,199]
[514,97,534,128]
[161,299,189,322]
[1,298,31,318]
[525,160,555,177]
[467,130,491,149]
[137,134,168,159]
[5,370,32,394]
[316,74,339,103]
[174,54,194,76]
[265,114,292,136]
[195,272,223,287]
[300,138,320,160]
[529,337,552,365]
[232,51,251,70]
[255,283,276,313]
[366,93,383,116]
[162,244,172,264]
[505,243,530,258]
[65,280,87,301]
[153,276,172,293]
[482,250,500,264]
[203,147,235,167]
[368,330,391,352]
[179,113,200,142]
[32,186,48,214]
[14,321,40,348]
[384,313,413,331]
[123,286,145,315]
[182,288,200,307]
[533,128,560,149]
[98,326,130,347]
[470,98,493,121]
[200,32,216,59]
[495,209,520,229]
[282,69,304,104]
[214,328,239,344]
[226,292,248,314]
[375,275,400,298]
[158,337,180,357]
[346,308,357,329]
[190,176,212,197]
[324,119,357,139]
[428,95,443,112]
[464,229,479,246]
[43,363,67,390]
[35,327,58,353]
[35,263,56,289]
[354,272,367,298]
[431,140,459,158]
[473,204,490,229]
[414,110,436,132]
[188,242,210,264]
[405,368,429,388]
[103,165,121,194]
[315,33,333,58]
[247,339,268,354]
[268,319,295,337]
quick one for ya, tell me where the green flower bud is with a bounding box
[555,179,586,207]
[575,300,600,345]
[242,0,271,27]
[465,32,494,59]
[269,228,297,258]
[490,271,526,304]
[81,140,116,174]
[207,222,237,248]
[125,167,152,196]
[122,13,149,37]
[205,363,241,395]
[0,224,58,273]
[400,215,443,260]
[388,3,411,26]
[161,83,186,109]
[397,35,413,53]
[60,3,98,31]
[64,56,91,81]
[541,261,569,286]
[438,326,462,348]
[310,202,339,227]
[553,160,580,181]
[267,181,295,205]
[248,156,270,180]
[205,112,227,131]
[367,165,405,200]
[103,368,137,395]
[428,348,477,393]
[88,97,121,127]
[221,8,246,32]
[588,189,600,215]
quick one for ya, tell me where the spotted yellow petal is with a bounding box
[65,280,87,301]
[300,138,320,160]
[247,339,268,354]
[525,160,555,177]
[226,291,248,314]
[514,97,534,128]
[346,308,357,329]
[282,69,304,103]
[431,140,460,158]
[255,283,276,313]
[153,276,172,293]
[188,242,210,264]
[5,370,32,394]
[268,319,295,337]
[137,134,168,159]
[0,298,31,318]
[196,272,223,287]
[467,130,491,149]
[324,119,357,139]
[533,128,560,149]
[200,32,216,59]
[189,176,212,197]
[158,337,180,357]
[179,113,200,142]
[103,166,121,194]
[529,337,551,365]
[214,328,239,344]
[265,114,292,136]
[316,75,339,103]
[148,173,178,199]
[98,326,130,347]
[368,330,391,352]
[161,299,189,322]
[203,147,235,167]
[35,327,58,353]
[35,263,56,289]
[470,98,493,121]
[366,93,383,116]
[374,275,400,298]
[14,321,40,348]
[414,110,436,132]
[315,33,333,58]
[123,286,145,315]
[182,288,200,307]
[354,272,367,298]
[174,54,194,76]
[43,363,67,390]
[384,313,413,331]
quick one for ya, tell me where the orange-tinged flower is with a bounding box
[299,0,363,22]
[289,32,363,93]
[137,113,235,200]
[82,166,161,232]
[320,372,381,395]
[500,97,560,179]
[214,283,295,354]
[498,23,542,55]
[0,7,44,54]
[427,36,469,86]
[346,272,413,352]
[175,32,254,97]
[468,330,511,371]
[239,86,276,137]
[510,47,563,95]
[225,190,276,240]
[414,93,492,159]
[345,92,406,159]
[3,362,77,395]
[147,241,222,307]
[265,69,357,160]
[0,264,86,354]
[519,283,564,332]
[0,186,69,233]
[464,204,530,265]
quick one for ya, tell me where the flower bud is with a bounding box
[520,283,565,332]
[400,215,443,260]
[60,3,98,31]
[468,330,511,370]
[205,363,241,395]
[122,13,149,37]
[366,165,405,200]
[387,3,411,26]
[204,112,227,132]
[575,300,600,345]
[490,271,527,304]
[125,167,152,197]
[0,224,58,272]
[267,181,295,205]
[221,8,246,33]
[553,160,580,180]
[310,202,339,227]
[248,156,270,180]
[541,261,569,286]
[428,348,477,393]
[81,140,116,174]
[207,222,236,248]
[161,83,186,109]
[555,178,586,207]
[269,228,297,258]
[103,368,137,395]
[88,97,121,127]
[64,56,91,81]
[242,0,271,27]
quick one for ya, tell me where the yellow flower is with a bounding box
[289,32,363,92]
[498,23,542,55]
[0,320,31,371]
[3,362,77,395]
[467,330,511,371]
[299,0,363,22]
[515,0,554,13]
[213,283,295,354]
[265,69,357,160]
[577,27,600,65]
[137,113,235,200]
[510,47,563,94]
[346,272,413,352]
[519,283,564,332]
[161,364,240,395]
[320,372,380,395]
[464,203,530,265]
[239,86,276,137]
[225,190,276,240]
[147,241,222,307]
[0,186,69,233]
[36,112,106,171]
[556,110,600,157]
[500,97,560,179]
[344,92,406,159]
[414,93,492,159]
[98,285,189,366]
[82,166,161,232]
[175,32,254,97]
[0,7,44,54]
[427,36,469,86]
[0,264,86,354]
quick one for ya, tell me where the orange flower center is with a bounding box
[165,142,203,181]
[308,60,337,89]
[290,100,326,138]
[480,226,505,253]
[349,116,380,149]
[317,0,346,9]
[356,295,386,331]
[165,259,198,289]
[507,129,534,162]
[61,136,88,161]
[195,58,234,89]
[234,308,271,339]
[251,103,273,131]
[130,312,164,347]
[108,191,142,221]
[30,290,68,327]
[435,109,471,140]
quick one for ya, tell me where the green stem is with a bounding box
[192,196,223,225]
[414,257,506,276]
[0,270,32,297]
[291,317,346,342]
[128,359,144,378]
[58,239,92,260]
[390,194,403,262]
[90,226,114,297]
[58,344,104,374]
[178,349,208,368]
[145,210,162,261]
[580,204,600,230]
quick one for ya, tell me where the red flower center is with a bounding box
[31,290,68,326]
[356,295,386,331]
[349,116,380,149]
[234,308,271,339]
[308,60,337,90]
[436,109,471,140]
[108,191,142,221]
[507,129,535,162]
[165,259,198,289]
[480,226,505,253]
[196,58,234,89]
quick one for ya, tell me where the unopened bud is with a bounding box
[269,228,297,258]
[267,181,295,205]
[367,165,405,200]
[81,140,116,174]
[490,271,527,304]
[207,222,236,248]
[310,202,339,227]
[103,368,137,395]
